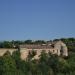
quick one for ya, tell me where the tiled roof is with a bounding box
[20,44,53,49]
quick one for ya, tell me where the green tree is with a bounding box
[1,51,17,75]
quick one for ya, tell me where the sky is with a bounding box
[0,0,75,41]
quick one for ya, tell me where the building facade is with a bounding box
[0,40,68,60]
[20,40,68,60]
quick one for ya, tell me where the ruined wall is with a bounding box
[20,48,57,60]
[54,41,68,56]
[0,41,68,60]
[0,48,17,56]
[0,48,56,60]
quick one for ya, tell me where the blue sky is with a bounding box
[0,0,75,40]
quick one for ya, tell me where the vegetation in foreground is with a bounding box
[0,50,75,75]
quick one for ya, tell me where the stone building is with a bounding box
[0,40,68,60]
[20,40,68,60]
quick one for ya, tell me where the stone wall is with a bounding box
[0,48,17,56]
[20,48,56,60]
[0,41,68,60]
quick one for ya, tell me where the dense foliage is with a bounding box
[0,40,46,48]
[0,49,75,75]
